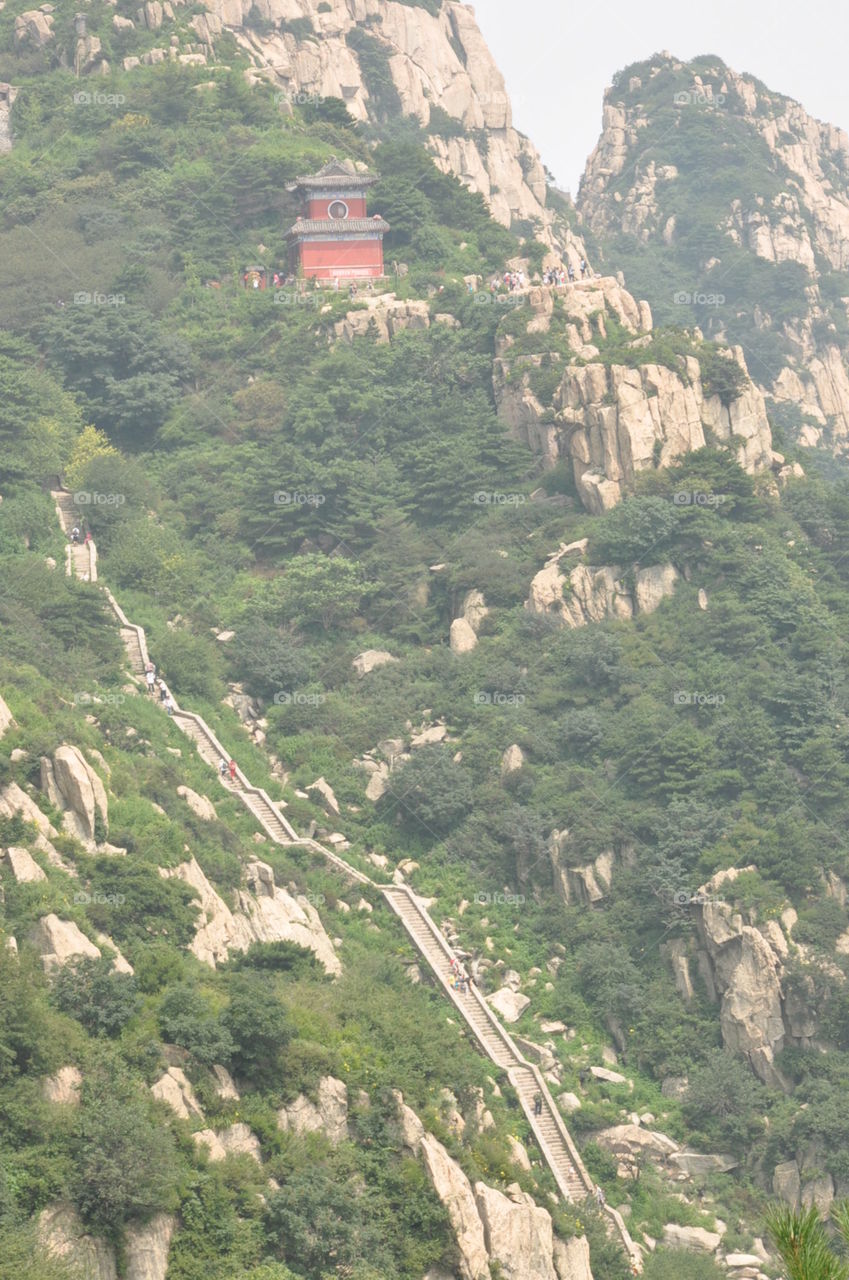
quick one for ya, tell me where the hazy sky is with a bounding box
[474,0,849,195]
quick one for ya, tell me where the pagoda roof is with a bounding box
[288,216,390,235]
[294,158,379,189]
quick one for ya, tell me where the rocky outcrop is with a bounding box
[43,1066,83,1105]
[395,1094,593,1280]
[190,0,576,247]
[526,541,679,626]
[546,835,619,907]
[41,745,108,847]
[14,10,54,48]
[352,649,398,677]
[578,54,849,454]
[151,1066,204,1120]
[31,914,102,972]
[39,1202,117,1280]
[176,786,217,821]
[2,845,47,883]
[662,1224,721,1253]
[334,295,430,344]
[40,1200,176,1280]
[195,1123,262,1163]
[308,776,340,816]
[0,84,18,156]
[0,694,14,737]
[487,987,530,1024]
[0,781,70,871]
[277,1075,348,1144]
[498,328,773,513]
[160,855,340,974]
[450,589,489,654]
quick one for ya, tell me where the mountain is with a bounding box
[2,0,584,250]
[577,52,849,456]
[2,14,849,1280]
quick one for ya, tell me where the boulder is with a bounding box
[42,746,108,845]
[595,1124,679,1158]
[3,845,46,883]
[0,694,14,738]
[352,649,398,676]
[487,988,530,1023]
[450,616,479,654]
[14,9,54,48]
[39,1202,116,1280]
[176,786,216,822]
[212,1064,239,1100]
[590,1065,630,1087]
[161,856,340,974]
[558,1092,582,1114]
[419,1134,491,1280]
[31,914,100,971]
[508,1135,532,1171]
[151,1066,204,1120]
[277,1075,348,1144]
[474,1181,557,1280]
[195,1123,261,1163]
[553,1235,593,1280]
[43,1065,82,1105]
[726,1255,767,1269]
[125,1214,176,1280]
[308,776,340,815]
[662,1224,721,1252]
[501,744,525,777]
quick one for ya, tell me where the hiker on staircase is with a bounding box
[145,662,156,695]
[533,1091,543,1116]
[228,758,238,785]
[219,757,228,780]
[70,525,81,545]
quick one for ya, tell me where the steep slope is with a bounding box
[577,53,849,454]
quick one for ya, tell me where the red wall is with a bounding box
[308,195,368,219]
[299,238,384,279]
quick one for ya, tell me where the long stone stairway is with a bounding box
[51,491,642,1270]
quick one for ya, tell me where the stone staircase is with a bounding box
[51,493,642,1270]
[53,491,97,581]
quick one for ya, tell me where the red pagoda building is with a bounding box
[287,158,389,281]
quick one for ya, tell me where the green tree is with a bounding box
[69,1067,179,1238]
[765,1202,849,1280]
[158,983,234,1067]
[383,744,474,837]
[222,972,292,1085]
[51,956,140,1038]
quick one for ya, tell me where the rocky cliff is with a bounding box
[576,54,849,455]
[10,0,574,246]
[494,279,778,512]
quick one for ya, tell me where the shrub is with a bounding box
[222,972,293,1085]
[51,956,140,1038]
[158,983,233,1067]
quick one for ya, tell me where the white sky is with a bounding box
[474,0,849,194]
